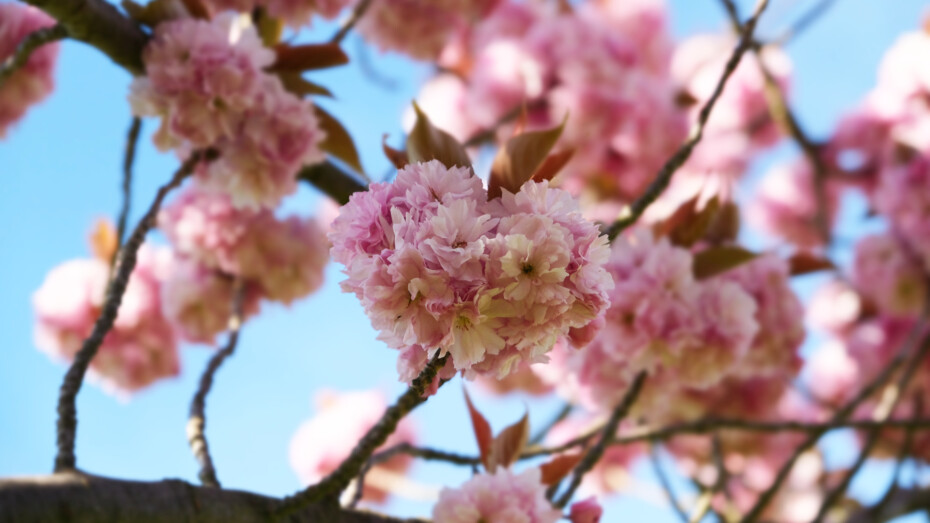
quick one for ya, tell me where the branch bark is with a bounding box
[0,472,424,523]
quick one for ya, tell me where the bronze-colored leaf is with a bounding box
[464,389,494,472]
[669,196,719,247]
[254,8,283,47]
[488,118,566,199]
[277,72,334,98]
[407,103,472,170]
[178,0,209,19]
[692,245,757,280]
[704,200,741,245]
[489,411,529,471]
[382,135,409,169]
[539,452,583,486]
[788,251,836,276]
[531,149,575,183]
[269,43,349,72]
[314,106,364,174]
[654,194,700,239]
[88,219,118,262]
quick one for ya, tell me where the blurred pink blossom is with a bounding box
[0,4,59,138]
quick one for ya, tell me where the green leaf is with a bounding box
[407,103,472,170]
[269,43,349,72]
[314,106,364,174]
[692,245,757,280]
[488,118,566,199]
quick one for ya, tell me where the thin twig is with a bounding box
[330,0,373,44]
[604,0,770,241]
[688,436,728,523]
[530,403,573,446]
[737,321,930,523]
[650,443,690,522]
[186,282,246,488]
[553,371,647,508]
[115,117,142,252]
[0,24,67,88]
[53,150,207,473]
[720,0,831,244]
[772,0,840,46]
[276,353,449,516]
[871,396,922,519]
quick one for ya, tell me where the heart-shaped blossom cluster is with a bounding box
[129,15,324,209]
[330,160,612,380]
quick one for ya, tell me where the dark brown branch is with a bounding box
[553,371,647,508]
[20,0,147,75]
[54,151,206,473]
[0,472,425,522]
[720,0,831,244]
[330,0,373,44]
[187,283,246,488]
[277,354,449,516]
[605,0,771,241]
[115,117,142,251]
[0,23,67,88]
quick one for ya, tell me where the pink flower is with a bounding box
[160,256,261,344]
[852,233,926,317]
[432,468,561,523]
[33,247,180,395]
[0,4,59,138]
[570,497,603,523]
[330,161,612,380]
[804,341,859,406]
[873,156,930,268]
[131,16,324,209]
[806,279,863,336]
[289,389,417,504]
[159,185,329,305]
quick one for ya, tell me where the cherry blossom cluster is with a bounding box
[129,14,325,209]
[408,0,789,214]
[198,0,353,28]
[432,468,561,523]
[158,185,329,343]
[330,160,613,380]
[33,246,180,395]
[0,4,59,138]
[289,389,416,504]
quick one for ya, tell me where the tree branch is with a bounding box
[0,23,67,88]
[277,354,449,516]
[649,443,689,522]
[20,0,147,75]
[115,117,142,252]
[553,371,647,508]
[330,0,373,44]
[54,151,207,473]
[604,0,771,241]
[0,472,425,522]
[186,282,246,488]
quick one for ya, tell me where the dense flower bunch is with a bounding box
[129,14,325,209]
[330,160,612,380]
[0,4,59,138]
[32,247,180,395]
[432,468,561,523]
[158,185,329,343]
[289,389,416,503]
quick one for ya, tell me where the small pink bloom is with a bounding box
[432,468,561,523]
[569,497,603,523]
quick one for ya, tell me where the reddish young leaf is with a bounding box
[788,251,836,276]
[539,452,584,486]
[314,106,364,174]
[88,219,118,262]
[407,103,472,170]
[653,193,700,239]
[382,135,409,169]
[531,149,575,183]
[269,43,349,72]
[254,8,283,47]
[464,389,494,472]
[669,196,719,247]
[278,72,333,98]
[692,245,757,280]
[489,411,529,471]
[703,200,741,245]
[488,119,566,199]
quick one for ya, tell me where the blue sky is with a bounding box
[1,0,928,520]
